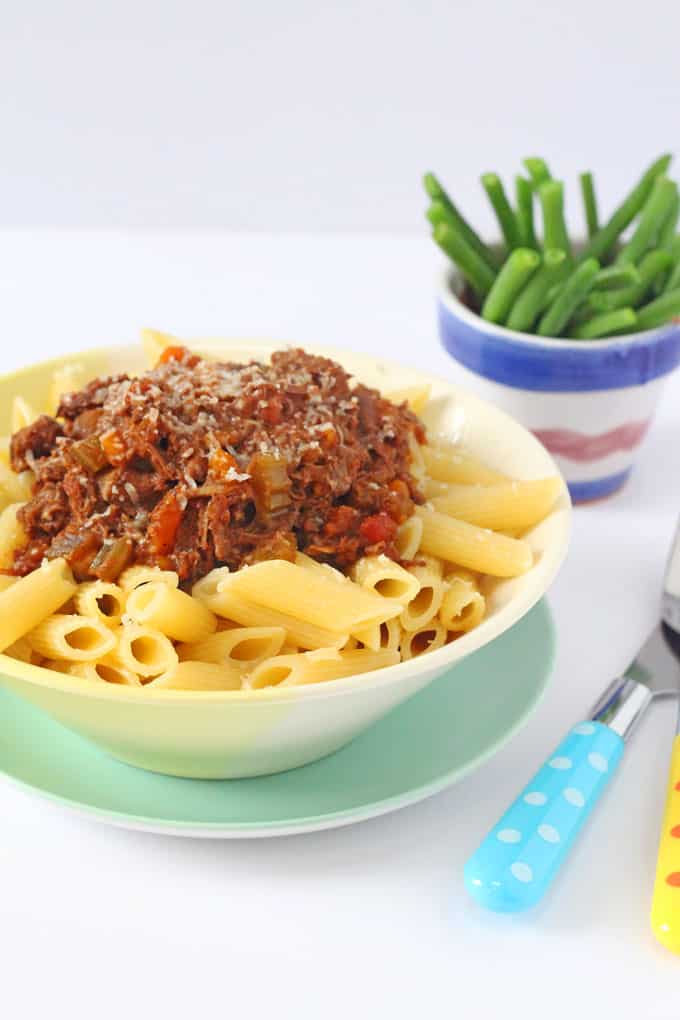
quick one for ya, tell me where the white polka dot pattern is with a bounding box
[548,756,572,770]
[588,752,608,773]
[510,862,533,883]
[563,787,585,807]
[497,828,521,844]
[524,791,547,806]
[573,723,595,736]
[538,823,560,844]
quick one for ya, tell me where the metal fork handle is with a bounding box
[589,677,653,741]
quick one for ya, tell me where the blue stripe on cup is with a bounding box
[437,297,680,394]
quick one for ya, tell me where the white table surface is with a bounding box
[1,231,679,1019]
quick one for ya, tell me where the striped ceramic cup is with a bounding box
[437,268,680,502]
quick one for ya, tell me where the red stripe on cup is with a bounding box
[532,420,651,462]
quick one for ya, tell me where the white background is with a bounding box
[2,4,680,1017]
[0,1,679,233]
[0,231,679,1018]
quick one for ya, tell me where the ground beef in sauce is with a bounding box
[9,346,426,584]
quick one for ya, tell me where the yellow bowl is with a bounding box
[0,341,571,778]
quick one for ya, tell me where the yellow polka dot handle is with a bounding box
[651,735,680,954]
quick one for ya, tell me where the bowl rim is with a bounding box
[438,265,673,350]
[0,339,572,705]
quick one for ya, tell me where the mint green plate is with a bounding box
[0,602,554,837]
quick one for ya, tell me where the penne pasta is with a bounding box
[27,614,117,662]
[400,558,446,632]
[249,647,400,690]
[191,566,232,610]
[11,396,38,434]
[439,572,486,633]
[147,660,242,691]
[64,660,142,687]
[0,437,9,467]
[408,434,426,480]
[400,621,447,660]
[295,552,348,583]
[431,478,562,531]
[416,507,533,577]
[126,581,217,643]
[206,588,348,651]
[0,575,18,593]
[0,463,34,510]
[118,565,179,592]
[75,581,126,628]
[422,445,507,486]
[47,362,87,415]
[4,636,34,663]
[383,384,432,414]
[0,557,76,653]
[0,502,27,570]
[178,626,286,666]
[353,617,401,654]
[395,515,423,561]
[140,327,177,367]
[114,624,179,678]
[218,560,402,633]
[351,554,420,604]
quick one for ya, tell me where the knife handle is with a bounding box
[651,735,680,954]
[464,722,624,912]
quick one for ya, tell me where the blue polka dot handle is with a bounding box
[464,722,624,912]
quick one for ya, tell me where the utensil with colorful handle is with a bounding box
[650,733,680,953]
[465,625,679,913]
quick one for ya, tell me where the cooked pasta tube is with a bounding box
[218,560,402,632]
[191,566,232,610]
[421,477,453,499]
[147,661,242,692]
[295,552,348,583]
[11,396,37,433]
[0,463,34,508]
[351,555,420,604]
[383,384,431,414]
[395,515,423,560]
[178,626,286,666]
[0,502,27,570]
[206,589,348,651]
[249,647,400,690]
[140,327,178,366]
[64,660,142,686]
[408,434,426,480]
[400,621,447,660]
[416,508,533,577]
[0,437,9,467]
[126,581,217,642]
[353,617,401,653]
[75,581,126,628]
[0,575,17,593]
[115,624,178,678]
[118,565,179,591]
[422,445,507,485]
[3,636,33,662]
[47,362,86,415]
[431,478,561,531]
[0,558,76,653]
[27,614,117,661]
[400,559,446,632]
[439,574,486,633]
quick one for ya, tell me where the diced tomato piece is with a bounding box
[148,491,184,555]
[359,512,397,545]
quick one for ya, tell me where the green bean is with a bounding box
[515,176,537,249]
[592,264,639,290]
[657,187,680,248]
[578,153,672,263]
[538,258,600,336]
[506,249,567,332]
[539,180,572,259]
[569,307,637,340]
[481,173,521,252]
[636,289,680,331]
[481,248,541,324]
[617,176,678,264]
[663,260,680,294]
[523,158,551,188]
[579,172,599,239]
[432,222,497,299]
[424,173,498,271]
[587,249,673,313]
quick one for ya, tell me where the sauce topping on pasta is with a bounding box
[9,347,425,582]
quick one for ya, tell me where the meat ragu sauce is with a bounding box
[9,347,426,585]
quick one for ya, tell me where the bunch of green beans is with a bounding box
[425,154,680,339]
